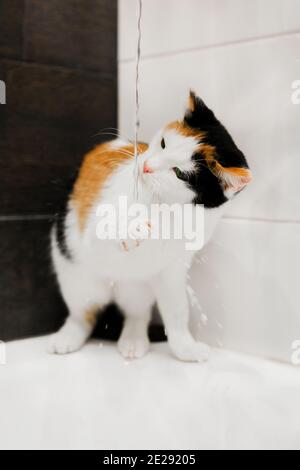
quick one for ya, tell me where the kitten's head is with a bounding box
[142,91,252,207]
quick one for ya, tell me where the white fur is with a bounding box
[49,132,227,361]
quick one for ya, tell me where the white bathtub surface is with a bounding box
[1,337,300,450]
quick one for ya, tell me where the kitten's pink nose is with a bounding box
[143,162,154,174]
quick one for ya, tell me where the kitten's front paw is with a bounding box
[120,239,141,252]
[120,220,152,252]
[47,331,86,355]
[170,340,210,363]
[118,335,150,359]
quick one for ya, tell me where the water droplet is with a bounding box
[187,284,203,314]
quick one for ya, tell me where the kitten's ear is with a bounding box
[185,90,216,124]
[206,153,252,194]
[219,166,252,195]
[187,90,198,114]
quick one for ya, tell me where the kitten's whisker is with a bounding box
[93,131,125,140]
[92,148,136,160]
[150,176,161,193]
[94,127,134,145]
[92,136,146,162]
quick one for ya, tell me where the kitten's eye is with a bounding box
[161,138,166,149]
[173,167,183,179]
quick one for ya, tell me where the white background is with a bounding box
[118,0,300,362]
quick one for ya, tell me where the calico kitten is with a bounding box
[49,91,251,362]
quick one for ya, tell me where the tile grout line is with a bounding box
[0,215,53,222]
[3,57,117,82]
[1,215,299,225]
[223,216,300,225]
[119,29,300,64]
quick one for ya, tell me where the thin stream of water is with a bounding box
[133,0,143,202]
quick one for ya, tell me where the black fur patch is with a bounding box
[54,205,72,261]
[182,92,250,208]
[189,157,228,207]
[53,172,78,261]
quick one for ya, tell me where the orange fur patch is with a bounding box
[167,120,205,140]
[199,144,216,163]
[187,90,199,113]
[199,144,252,185]
[221,166,252,180]
[85,306,99,327]
[72,142,148,232]
[188,93,196,112]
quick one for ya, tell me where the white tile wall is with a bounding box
[190,218,300,363]
[119,0,300,61]
[118,0,300,361]
[120,35,300,221]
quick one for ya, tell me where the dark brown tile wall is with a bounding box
[0,1,25,60]
[0,0,118,341]
[0,218,67,341]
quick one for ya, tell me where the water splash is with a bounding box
[187,284,200,309]
[187,282,208,324]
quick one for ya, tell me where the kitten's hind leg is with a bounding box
[49,248,112,354]
[115,282,155,359]
[48,280,112,354]
[48,311,95,355]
